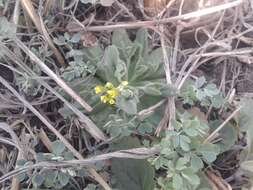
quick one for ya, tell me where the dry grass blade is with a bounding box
[15,38,93,112]
[10,152,23,190]
[20,0,66,67]
[0,76,111,190]
[69,0,243,32]
[204,106,241,144]
[0,42,106,141]
[0,147,159,183]
[38,128,53,152]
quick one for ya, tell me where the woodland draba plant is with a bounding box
[0,16,238,189]
[60,28,176,137]
[57,29,231,189]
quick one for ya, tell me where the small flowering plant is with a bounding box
[61,28,176,136]
[95,81,128,105]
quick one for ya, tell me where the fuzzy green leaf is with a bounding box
[117,97,137,115]
[32,174,45,187]
[111,137,155,190]
[52,140,66,156]
[182,168,200,186]
[172,174,183,189]
[58,172,70,187]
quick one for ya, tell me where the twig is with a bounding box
[138,99,166,117]
[0,76,111,190]
[20,0,66,67]
[0,147,159,183]
[204,107,241,144]
[12,0,20,27]
[68,0,243,32]
[116,1,136,20]
[38,128,53,152]
[157,0,177,18]
[156,26,175,134]
[10,152,23,190]
[0,43,106,141]
[14,38,93,112]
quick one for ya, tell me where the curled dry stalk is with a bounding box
[0,147,159,183]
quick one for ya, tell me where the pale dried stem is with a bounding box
[69,0,243,32]
[12,0,20,26]
[0,76,111,190]
[156,26,175,134]
[0,43,106,141]
[38,128,53,152]
[204,106,241,144]
[10,152,23,190]
[20,0,66,67]
[0,147,159,183]
[15,39,93,112]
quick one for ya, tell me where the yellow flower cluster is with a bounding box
[94,81,128,105]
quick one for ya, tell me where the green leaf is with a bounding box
[197,144,220,163]
[70,33,81,43]
[184,127,198,137]
[182,168,200,186]
[204,84,219,97]
[176,157,188,171]
[52,140,66,156]
[196,90,206,101]
[117,97,137,115]
[97,45,123,83]
[138,122,153,134]
[209,121,237,153]
[58,172,70,187]
[32,174,45,187]
[211,94,224,108]
[63,151,74,160]
[111,137,155,190]
[195,76,206,88]
[16,159,27,167]
[16,173,27,182]
[140,85,162,96]
[114,58,127,81]
[191,155,204,172]
[180,135,191,151]
[44,170,58,188]
[112,29,134,61]
[135,28,149,57]
[172,174,183,189]
[0,17,16,38]
[172,135,180,148]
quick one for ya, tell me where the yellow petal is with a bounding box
[94,85,103,94]
[121,81,128,86]
[100,95,108,103]
[109,99,115,105]
[105,82,114,89]
[107,89,119,98]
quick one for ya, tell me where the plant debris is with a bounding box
[0,0,253,190]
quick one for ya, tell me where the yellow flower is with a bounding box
[107,89,119,98]
[95,81,128,105]
[94,85,104,94]
[109,99,115,105]
[105,82,114,89]
[121,81,128,86]
[100,95,108,103]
